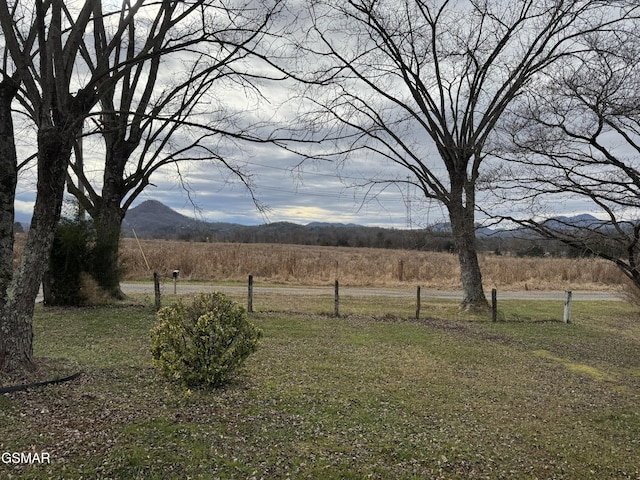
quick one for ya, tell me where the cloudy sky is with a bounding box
[14,138,452,229]
[10,0,618,231]
[14,138,591,230]
[10,100,591,232]
[8,1,430,230]
[142,152,450,229]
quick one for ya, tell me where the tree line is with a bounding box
[2,0,640,373]
[123,218,589,258]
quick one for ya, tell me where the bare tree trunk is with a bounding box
[449,177,488,310]
[451,215,488,310]
[0,126,73,373]
[0,79,19,370]
[92,198,126,299]
[77,140,129,299]
[0,82,17,295]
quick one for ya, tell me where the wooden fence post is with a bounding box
[491,288,497,322]
[248,275,254,313]
[564,291,572,324]
[416,286,421,320]
[334,280,340,317]
[153,272,161,310]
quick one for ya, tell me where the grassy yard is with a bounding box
[1,294,640,479]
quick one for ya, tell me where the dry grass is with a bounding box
[11,233,625,290]
[119,238,626,291]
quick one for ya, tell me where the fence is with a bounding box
[152,273,582,323]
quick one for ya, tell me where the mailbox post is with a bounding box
[172,270,179,294]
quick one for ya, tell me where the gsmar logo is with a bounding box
[1,452,51,464]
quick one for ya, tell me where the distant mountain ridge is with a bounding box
[123,200,368,237]
[122,199,438,248]
[123,200,241,237]
[122,199,607,254]
[541,213,602,230]
[124,200,199,231]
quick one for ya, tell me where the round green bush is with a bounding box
[150,292,262,388]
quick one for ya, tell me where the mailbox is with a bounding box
[172,270,179,294]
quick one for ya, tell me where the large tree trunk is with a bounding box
[0,82,17,295]
[448,176,488,310]
[66,130,129,300]
[0,79,19,371]
[89,139,129,299]
[0,126,73,373]
[92,198,126,299]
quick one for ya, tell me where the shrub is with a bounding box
[45,217,96,306]
[150,292,262,388]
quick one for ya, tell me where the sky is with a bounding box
[10,106,596,233]
[14,139,451,229]
[9,0,625,231]
[8,1,431,230]
[13,141,593,231]
[137,154,449,229]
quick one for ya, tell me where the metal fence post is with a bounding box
[491,288,497,322]
[153,272,161,310]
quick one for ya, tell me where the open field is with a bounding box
[2,294,640,479]
[120,239,627,291]
[12,234,628,291]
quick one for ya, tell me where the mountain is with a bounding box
[123,200,380,239]
[120,200,444,249]
[124,200,196,232]
[123,200,241,238]
[121,199,612,256]
[122,199,517,242]
[306,222,359,228]
[425,221,495,237]
[541,214,603,230]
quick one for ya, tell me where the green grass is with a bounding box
[1,295,640,479]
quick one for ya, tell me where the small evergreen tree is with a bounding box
[45,217,96,306]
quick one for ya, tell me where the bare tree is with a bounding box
[0,0,231,373]
[488,28,640,289]
[286,0,637,309]
[0,0,97,373]
[0,75,21,331]
[64,0,283,298]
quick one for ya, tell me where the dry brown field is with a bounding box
[119,238,627,291]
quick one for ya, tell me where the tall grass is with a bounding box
[119,238,626,290]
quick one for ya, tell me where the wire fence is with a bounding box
[143,274,609,323]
